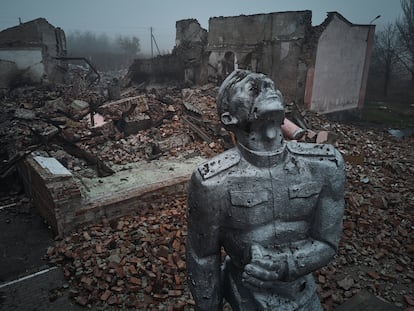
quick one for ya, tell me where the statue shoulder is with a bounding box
[197,148,240,180]
[287,142,343,165]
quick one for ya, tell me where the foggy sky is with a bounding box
[1,0,403,54]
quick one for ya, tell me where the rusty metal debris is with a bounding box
[54,57,101,87]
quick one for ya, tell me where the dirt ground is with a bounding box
[0,194,54,284]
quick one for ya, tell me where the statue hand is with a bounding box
[242,244,288,290]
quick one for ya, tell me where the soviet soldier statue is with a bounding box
[186,69,345,311]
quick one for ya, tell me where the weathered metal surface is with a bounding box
[186,70,345,310]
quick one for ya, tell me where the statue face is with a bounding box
[221,72,285,128]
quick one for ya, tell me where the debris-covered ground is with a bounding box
[0,72,413,310]
[46,117,414,311]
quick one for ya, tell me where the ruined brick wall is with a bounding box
[208,11,310,47]
[0,47,46,83]
[128,19,209,86]
[17,154,192,237]
[207,11,312,103]
[0,18,63,56]
[257,40,308,105]
[176,19,207,46]
[176,19,208,85]
[127,53,185,84]
[0,20,42,45]
[0,18,67,84]
[17,156,82,236]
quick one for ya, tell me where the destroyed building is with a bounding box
[0,11,375,237]
[0,11,375,236]
[127,19,208,85]
[129,11,374,114]
[0,18,67,88]
[0,11,413,311]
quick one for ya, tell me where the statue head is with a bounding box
[217,69,284,128]
[217,70,285,151]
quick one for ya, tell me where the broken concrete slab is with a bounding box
[78,155,204,201]
[33,156,72,176]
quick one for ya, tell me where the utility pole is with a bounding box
[150,27,161,58]
[150,27,154,59]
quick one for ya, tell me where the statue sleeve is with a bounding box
[285,149,345,281]
[186,170,223,310]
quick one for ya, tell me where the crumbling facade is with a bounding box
[0,18,67,87]
[128,11,374,114]
[127,19,207,86]
[205,11,374,114]
[207,11,312,106]
[0,12,373,238]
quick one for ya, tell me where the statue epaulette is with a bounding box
[287,142,336,158]
[198,149,240,180]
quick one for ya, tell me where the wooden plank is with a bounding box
[181,115,212,143]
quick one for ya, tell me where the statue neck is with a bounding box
[237,141,287,167]
[234,121,284,150]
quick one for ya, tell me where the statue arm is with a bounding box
[285,151,345,280]
[186,171,223,310]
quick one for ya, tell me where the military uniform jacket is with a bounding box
[186,142,345,311]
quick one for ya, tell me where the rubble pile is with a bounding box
[48,194,191,310]
[0,82,225,181]
[47,113,413,309]
[304,114,414,310]
[1,81,413,310]
[80,86,225,167]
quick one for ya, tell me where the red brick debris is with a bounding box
[47,111,414,310]
[0,74,412,310]
[48,194,193,310]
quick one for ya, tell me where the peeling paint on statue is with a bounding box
[186,69,345,311]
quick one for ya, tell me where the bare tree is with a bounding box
[66,31,141,70]
[396,0,414,80]
[371,23,400,96]
[117,35,140,56]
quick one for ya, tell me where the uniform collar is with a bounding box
[237,142,287,167]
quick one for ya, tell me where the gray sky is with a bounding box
[0,0,403,54]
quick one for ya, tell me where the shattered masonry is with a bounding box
[0,11,412,310]
[129,11,374,115]
[0,18,67,87]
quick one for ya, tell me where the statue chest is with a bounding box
[222,165,322,228]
